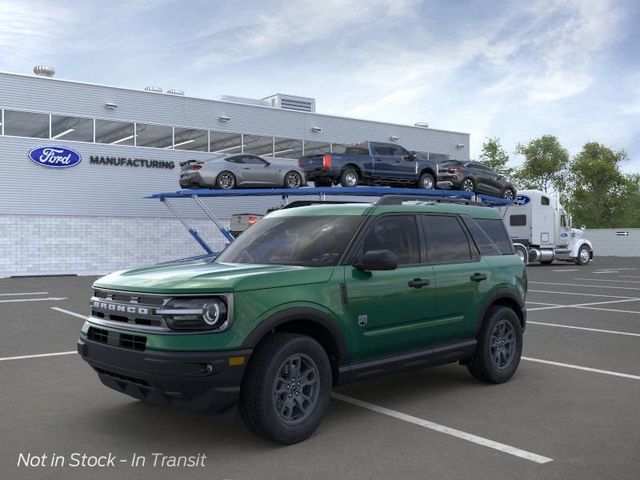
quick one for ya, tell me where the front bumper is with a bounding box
[77,334,251,414]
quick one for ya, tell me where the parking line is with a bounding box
[529,281,640,291]
[51,307,87,319]
[552,269,578,272]
[332,393,553,464]
[575,306,640,315]
[528,321,640,337]
[527,298,640,312]
[573,278,640,284]
[529,289,639,300]
[0,291,49,296]
[0,297,68,304]
[522,357,640,381]
[0,351,76,362]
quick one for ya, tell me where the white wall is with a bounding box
[586,228,640,257]
[1,215,230,277]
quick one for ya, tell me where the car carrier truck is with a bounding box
[500,189,593,266]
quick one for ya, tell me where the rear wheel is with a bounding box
[216,171,236,189]
[461,178,475,192]
[284,171,303,189]
[418,172,435,189]
[467,306,522,384]
[239,333,332,444]
[340,168,359,187]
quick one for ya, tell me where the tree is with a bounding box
[566,142,631,228]
[478,137,512,176]
[514,135,569,193]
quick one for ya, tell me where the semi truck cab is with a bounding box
[501,190,593,265]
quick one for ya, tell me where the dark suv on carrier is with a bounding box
[438,161,516,200]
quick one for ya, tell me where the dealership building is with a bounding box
[0,69,470,276]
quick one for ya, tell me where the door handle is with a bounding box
[408,278,430,288]
[470,273,487,282]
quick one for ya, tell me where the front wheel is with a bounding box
[514,244,528,265]
[239,334,332,444]
[467,306,522,384]
[502,187,515,200]
[284,171,303,189]
[576,245,591,265]
[418,172,435,189]
[216,171,236,189]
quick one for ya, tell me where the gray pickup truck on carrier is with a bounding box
[298,141,441,189]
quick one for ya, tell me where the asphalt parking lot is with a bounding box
[1,258,639,480]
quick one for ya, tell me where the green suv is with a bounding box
[77,198,527,444]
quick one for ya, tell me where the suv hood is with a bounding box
[94,261,334,294]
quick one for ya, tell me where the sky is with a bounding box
[1,0,639,171]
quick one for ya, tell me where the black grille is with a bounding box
[120,333,147,351]
[90,289,167,329]
[87,327,109,344]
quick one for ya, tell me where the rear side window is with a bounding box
[462,218,501,256]
[421,215,472,263]
[475,218,514,254]
[510,215,526,226]
[360,215,420,265]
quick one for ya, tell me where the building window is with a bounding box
[51,115,93,142]
[95,119,135,145]
[210,131,243,154]
[173,127,208,151]
[3,110,49,138]
[304,140,330,156]
[273,137,303,159]
[244,134,274,156]
[135,123,173,149]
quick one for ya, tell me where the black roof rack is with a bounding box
[376,194,484,206]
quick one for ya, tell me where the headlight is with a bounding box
[157,296,230,332]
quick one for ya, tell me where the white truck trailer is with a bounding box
[500,189,593,265]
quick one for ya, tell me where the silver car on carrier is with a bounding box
[179,154,307,189]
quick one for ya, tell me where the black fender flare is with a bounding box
[241,307,349,367]
[476,287,526,333]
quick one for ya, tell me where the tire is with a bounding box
[467,306,522,384]
[216,171,236,190]
[340,168,359,187]
[284,171,303,189]
[502,187,515,200]
[576,245,591,265]
[514,245,528,265]
[418,172,435,189]
[461,178,475,192]
[239,333,332,444]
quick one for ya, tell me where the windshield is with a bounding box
[216,215,363,267]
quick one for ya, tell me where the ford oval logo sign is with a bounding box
[513,195,530,206]
[28,146,82,168]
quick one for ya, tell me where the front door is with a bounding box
[344,215,438,362]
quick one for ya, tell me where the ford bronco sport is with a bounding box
[77,197,527,444]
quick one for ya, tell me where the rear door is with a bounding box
[421,214,492,340]
[345,214,437,361]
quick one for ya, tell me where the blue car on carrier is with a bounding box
[298,141,443,189]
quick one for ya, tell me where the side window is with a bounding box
[561,215,567,227]
[475,218,514,254]
[510,215,526,226]
[226,156,244,164]
[360,216,420,265]
[389,145,408,157]
[421,215,473,263]
[243,155,267,165]
[462,217,500,256]
[373,145,393,156]
[541,196,550,206]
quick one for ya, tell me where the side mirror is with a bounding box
[354,249,398,271]
[405,151,416,161]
